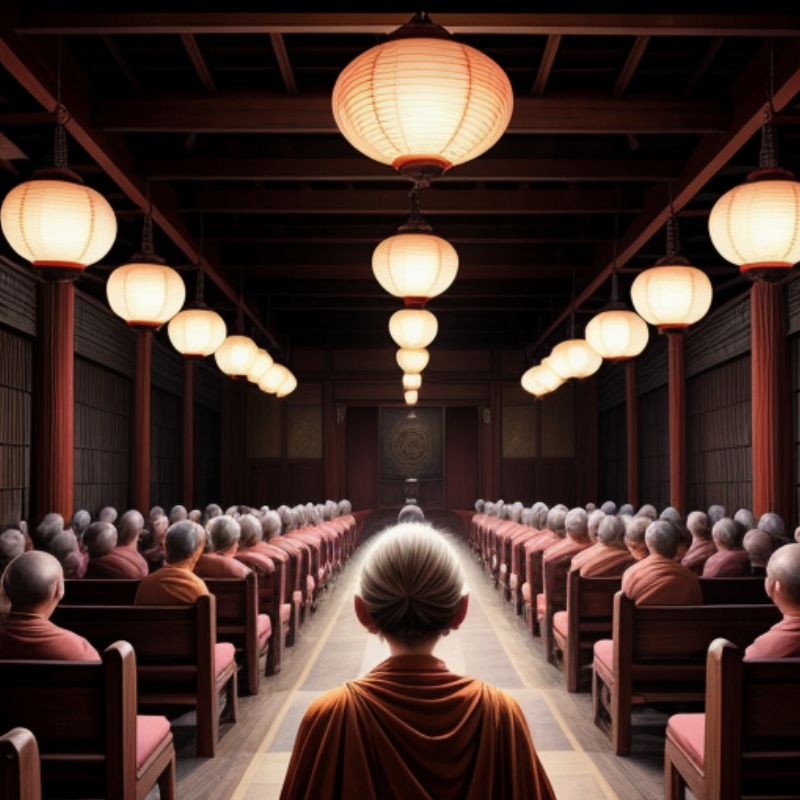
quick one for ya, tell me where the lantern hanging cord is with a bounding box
[53,37,69,169]
[141,203,155,258]
[760,38,779,169]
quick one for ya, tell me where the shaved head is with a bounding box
[565,508,588,539]
[618,503,634,516]
[398,504,425,524]
[597,515,625,547]
[707,505,726,524]
[169,505,188,524]
[645,520,680,559]
[687,511,710,540]
[587,510,605,540]
[2,550,63,611]
[165,521,205,564]
[758,512,786,541]
[35,513,64,546]
[712,518,742,549]
[118,510,144,546]
[734,508,755,534]
[71,510,91,536]
[263,511,281,537]
[743,529,773,568]
[83,522,117,559]
[766,543,800,606]
[600,501,617,515]
[211,516,241,553]
[0,530,25,573]
[239,514,263,548]
[98,506,117,524]
[637,504,657,520]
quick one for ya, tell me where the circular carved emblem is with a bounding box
[391,425,430,470]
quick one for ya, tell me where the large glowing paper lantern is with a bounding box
[247,349,275,384]
[1,177,117,274]
[402,373,422,391]
[396,348,430,373]
[532,364,563,393]
[167,307,227,357]
[404,390,419,406]
[259,363,291,394]
[214,334,258,378]
[332,12,513,179]
[372,231,458,302]
[521,366,549,397]
[547,339,602,380]
[631,264,712,331]
[276,371,297,398]
[389,308,438,349]
[585,308,649,361]
[106,261,185,329]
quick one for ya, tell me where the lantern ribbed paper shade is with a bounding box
[548,339,602,380]
[630,264,712,330]
[396,347,430,373]
[259,363,291,394]
[1,179,117,270]
[404,390,419,406]
[276,371,297,398]
[709,177,800,271]
[402,373,423,391]
[521,366,549,397]
[106,262,185,328]
[214,334,258,377]
[585,309,649,361]
[372,232,458,300]
[332,37,513,171]
[533,364,563,393]
[389,308,438,349]
[247,349,275,383]
[167,307,227,357]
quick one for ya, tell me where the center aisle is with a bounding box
[179,528,664,800]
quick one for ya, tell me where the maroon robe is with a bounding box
[701,547,751,578]
[85,546,148,579]
[575,544,635,578]
[745,614,800,659]
[195,552,251,579]
[0,611,100,660]
[681,539,717,574]
[621,555,703,605]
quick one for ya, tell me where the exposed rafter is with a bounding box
[269,32,297,94]
[613,35,650,97]
[100,35,140,93]
[180,33,216,93]
[684,37,724,95]
[531,34,560,96]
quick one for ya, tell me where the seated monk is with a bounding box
[543,507,591,565]
[623,515,650,561]
[621,521,702,605]
[82,522,118,578]
[135,521,209,605]
[398,504,425,524]
[204,503,222,526]
[47,529,87,579]
[188,509,202,523]
[572,515,634,577]
[733,507,755,535]
[637,504,657,520]
[618,503,634,517]
[196,516,250,579]
[84,511,148,579]
[659,508,690,560]
[0,530,25,577]
[280,523,556,800]
[745,543,800,659]
[681,510,716,574]
[0,551,100,660]
[758,511,789,548]
[707,504,726,524]
[169,504,188,524]
[600,500,617,515]
[702,518,751,577]
[141,513,169,572]
[70,509,91,539]
[743,528,773,576]
[33,512,64,550]
[97,506,117,525]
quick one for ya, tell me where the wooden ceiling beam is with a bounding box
[95,93,730,134]
[613,35,650,97]
[684,37,724,95]
[16,13,800,37]
[142,156,679,183]
[531,34,560,96]
[100,35,141,94]
[180,33,216,93]
[532,38,800,351]
[269,32,297,94]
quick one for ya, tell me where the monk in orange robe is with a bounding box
[681,510,716,574]
[196,516,251,579]
[0,551,100,660]
[135,521,209,605]
[702,517,751,577]
[746,544,800,659]
[572,515,635,577]
[621,520,702,605]
[280,522,555,800]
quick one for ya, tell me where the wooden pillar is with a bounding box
[625,361,639,508]
[182,360,194,507]
[34,281,75,522]
[132,330,152,514]
[751,281,792,521]
[667,332,686,513]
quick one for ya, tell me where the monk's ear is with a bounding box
[448,594,469,631]
[354,595,378,634]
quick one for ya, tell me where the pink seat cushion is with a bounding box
[521,582,531,603]
[553,610,569,638]
[214,642,236,677]
[257,613,272,644]
[593,639,613,675]
[536,593,545,615]
[667,713,705,767]
[136,715,171,769]
[306,575,316,595]
[292,590,303,606]
[281,602,292,623]
[509,573,518,591]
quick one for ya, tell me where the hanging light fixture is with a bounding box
[631,212,712,331]
[521,366,550,398]
[547,339,602,380]
[276,370,297,399]
[396,347,430,373]
[247,348,275,384]
[402,373,422,391]
[0,56,117,279]
[214,270,259,379]
[404,390,419,406]
[259,362,291,394]
[167,218,227,357]
[106,208,185,328]
[531,363,563,393]
[373,184,458,304]
[332,12,513,184]
[389,308,438,349]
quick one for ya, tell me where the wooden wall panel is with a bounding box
[0,259,36,337]
[686,295,750,378]
[287,461,324,506]
[346,406,379,510]
[287,405,323,459]
[791,337,800,520]
[445,407,479,509]
[598,403,626,505]
[639,386,669,510]
[151,386,182,509]
[194,402,221,509]
[74,358,132,514]
[687,355,752,512]
[501,459,536,503]
[246,388,281,459]
[597,362,625,411]
[541,385,575,458]
[0,328,32,523]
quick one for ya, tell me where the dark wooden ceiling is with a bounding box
[1,7,800,358]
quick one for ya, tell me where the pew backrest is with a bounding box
[698,577,770,605]
[0,728,41,800]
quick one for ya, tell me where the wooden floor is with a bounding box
[176,515,665,800]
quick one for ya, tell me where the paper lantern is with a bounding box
[585,309,649,361]
[404,390,419,406]
[531,364,563,393]
[630,264,712,331]
[521,366,549,397]
[332,13,513,178]
[167,307,227,357]
[709,173,800,272]
[402,373,422,391]
[247,349,275,384]
[396,348,430,373]
[276,371,297,399]
[389,308,438,349]
[547,339,602,380]
[1,177,117,274]
[372,232,458,302]
[214,334,258,378]
[259,363,291,394]
[106,261,185,329]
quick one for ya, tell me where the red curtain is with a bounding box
[346,407,379,510]
[445,407,479,510]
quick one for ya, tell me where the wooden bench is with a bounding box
[0,728,40,800]
[0,642,176,799]
[522,548,545,635]
[591,593,781,755]
[63,576,271,694]
[53,596,237,758]
[665,639,800,799]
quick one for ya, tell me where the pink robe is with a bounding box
[745,614,800,659]
[701,547,751,578]
[85,546,149,579]
[543,537,590,566]
[681,539,717,574]
[195,552,251,579]
[576,544,635,578]
[0,611,100,660]
[621,555,703,605]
